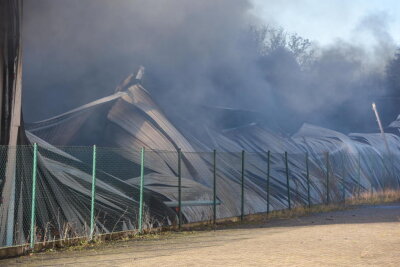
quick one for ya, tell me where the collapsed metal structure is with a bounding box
[1,0,400,247]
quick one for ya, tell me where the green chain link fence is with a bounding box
[0,144,399,250]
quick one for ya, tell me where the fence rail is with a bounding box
[0,144,399,250]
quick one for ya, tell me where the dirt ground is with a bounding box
[2,203,400,266]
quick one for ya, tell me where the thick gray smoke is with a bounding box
[22,0,397,133]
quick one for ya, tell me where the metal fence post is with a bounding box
[30,143,38,249]
[178,148,182,230]
[241,150,245,221]
[267,151,270,214]
[213,149,217,225]
[341,153,346,203]
[138,147,145,233]
[90,145,97,240]
[285,152,291,210]
[326,152,330,204]
[357,153,361,197]
[306,152,311,208]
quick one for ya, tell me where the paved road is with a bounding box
[2,203,400,266]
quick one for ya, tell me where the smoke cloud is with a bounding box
[22,0,397,133]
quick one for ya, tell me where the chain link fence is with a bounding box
[0,144,399,249]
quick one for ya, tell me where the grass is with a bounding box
[347,189,400,205]
[27,189,400,254]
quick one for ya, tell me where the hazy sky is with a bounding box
[251,0,400,46]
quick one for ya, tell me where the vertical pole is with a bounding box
[306,152,311,208]
[138,148,145,233]
[178,148,182,230]
[357,153,361,197]
[285,152,291,210]
[90,145,97,240]
[341,153,346,203]
[326,152,330,204]
[241,150,245,221]
[30,143,38,249]
[267,151,270,214]
[213,149,217,225]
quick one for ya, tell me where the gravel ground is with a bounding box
[2,203,400,266]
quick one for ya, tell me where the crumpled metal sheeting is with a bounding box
[27,104,116,146]
[20,141,176,242]
[388,114,400,129]
[24,81,400,229]
[224,125,303,153]
[295,126,399,192]
[124,84,196,152]
[127,172,215,223]
[214,123,400,208]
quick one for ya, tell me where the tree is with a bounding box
[249,25,315,68]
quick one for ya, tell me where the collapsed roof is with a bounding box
[2,68,393,246]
